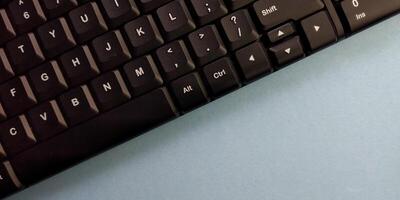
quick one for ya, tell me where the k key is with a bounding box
[7,0,47,33]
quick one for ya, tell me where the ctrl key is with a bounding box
[170,73,209,111]
[0,161,22,198]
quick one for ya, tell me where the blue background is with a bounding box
[7,15,400,200]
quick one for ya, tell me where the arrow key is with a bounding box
[269,36,305,66]
[267,22,296,43]
[235,42,273,81]
[301,11,337,50]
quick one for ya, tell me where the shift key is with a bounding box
[253,0,324,30]
[341,0,400,32]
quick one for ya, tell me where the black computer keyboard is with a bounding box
[0,0,399,198]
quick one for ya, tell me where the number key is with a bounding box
[7,0,47,33]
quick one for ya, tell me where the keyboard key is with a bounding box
[90,70,131,111]
[101,0,140,28]
[190,0,227,26]
[91,30,131,71]
[5,33,45,74]
[0,49,14,83]
[341,0,400,32]
[36,17,76,58]
[11,88,177,185]
[170,72,208,111]
[203,57,240,96]
[123,55,163,96]
[68,2,108,43]
[124,15,164,56]
[58,85,99,126]
[27,100,67,141]
[156,40,195,81]
[220,9,259,50]
[0,115,36,156]
[267,22,296,43]
[301,11,337,50]
[59,46,100,86]
[40,0,78,19]
[156,0,195,41]
[28,61,68,101]
[226,0,255,10]
[138,0,172,12]
[188,25,227,66]
[0,162,21,197]
[7,0,47,33]
[0,103,6,122]
[0,9,16,45]
[235,42,273,80]
[253,0,324,30]
[0,76,37,116]
[269,36,305,65]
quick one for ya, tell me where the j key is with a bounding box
[58,85,99,126]
[0,49,14,83]
[90,71,131,111]
[0,115,36,156]
[188,25,227,66]
[0,9,16,45]
[341,0,400,32]
[28,61,68,101]
[226,0,255,10]
[156,40,195,81]
[5,33,45,74]
[203,57,240,96]
[100,0,140,28]
[0,162,21,197]
[0,103,6,122]
[91,30,131,71]
[220,9,259,50]
[36,17,77,58]
[301,11,337,50]
[7,0,47,33]
[59,46,100,86]
[68,2,108,43]
[253,0,324,30]
[0,76,37,116]
[27,100,67,141]
[124,15,164,56]
[267,22,296,43]
[40,0,78,19]
[156,0,195,41]
[269,36,305,66]
[10,88,177,186]
[235,42,273,80]
[123,55,163,96]
[138,0,172,12]
[190,0,228,25]
[170,72,208,111]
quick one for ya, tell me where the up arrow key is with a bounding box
[249,55,255,62]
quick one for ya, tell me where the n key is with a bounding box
[5,33,45,74]
[7,0,47,33]
[0,76,37,116]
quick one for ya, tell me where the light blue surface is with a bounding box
[7,15,400,200]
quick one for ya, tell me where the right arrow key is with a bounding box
[269,36,305,66]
